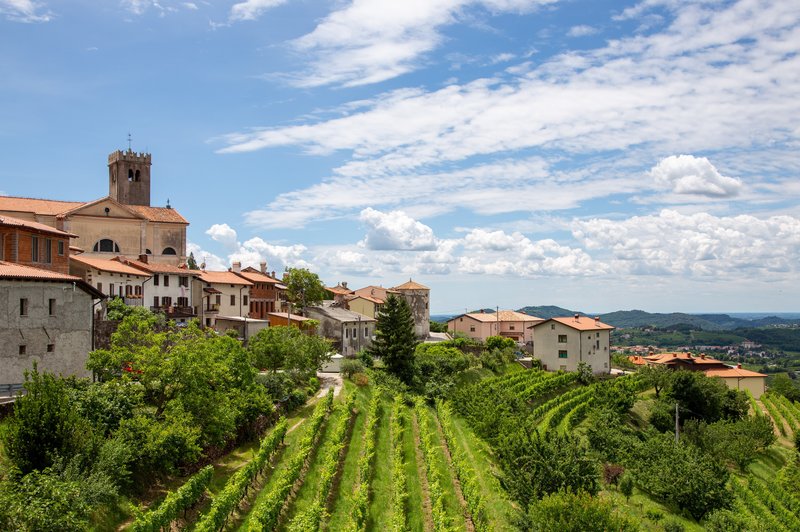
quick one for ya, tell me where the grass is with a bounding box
[365,394,393,531]
[449,415,520,529]
[402,403,427,532]
[604,488,704,531]
[326,383,371,529]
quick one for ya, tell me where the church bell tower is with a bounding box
[108,148,151,206]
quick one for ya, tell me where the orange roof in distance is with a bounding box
[199,270,253,286]
[393,279,429,290]
[71,255,151,276]
[0,214,77,237]
[546,316,615,331]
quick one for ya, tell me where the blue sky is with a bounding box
[1,0,799,314]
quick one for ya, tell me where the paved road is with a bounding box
[316,372,343,398]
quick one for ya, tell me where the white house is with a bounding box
[194,269,253,328]
[531,315,614,375]
[69,254,150,306]
[115,255,198,322]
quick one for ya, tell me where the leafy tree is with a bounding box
[187,251,199,270]
[486,335,515,350]
[429,320,448,333]
[664,370,748,425]
[639,363,673,398]
[282,267,326,311]
[106,296,136,321]
[619,474,634,502]
[576,362,594,385]
[370,294,418,385]
[248,325,331,378]
[523,490,637,532]
[585,408,641,464]
[414,344,470,399]
[683,416,775,470]
[770,373,800,402]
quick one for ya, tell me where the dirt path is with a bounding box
[317,372,343,398]
[432,412,475,532]
[412,411,435,532]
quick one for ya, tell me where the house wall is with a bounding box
[248,282,282,319]
[0,280,93,385]
[147,273,193,310]
[205,283,250,321]
[534,322,611,374]
[447,316,497,341]
[0,227,71,274]
[348,298,378,319]
[69,263,149,302]
[499,320,534,344]
[718,376,766,399]
[309,311,374,357]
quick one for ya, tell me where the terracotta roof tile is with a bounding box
[199,270,253,286]
[237,270,282,284]
[0,214,76,237]
[704,367,767,378]
[0,260,104,298]
[326,285,354,295]
[119,257,196,275]
[71,255,151,276]
[540,316,615,331]
[127,205,188,224]
[393,279,429,290]
[0,195,83,216]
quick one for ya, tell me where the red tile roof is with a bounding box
[127,205,188,224]
[0,260,104,298]
[0,214,76,237]
[546,316,615,331]
[0,195,188,224]
[117,257,195,275]
[393,279,429,290]
[704,367,767,378]
[71,255,151,276]
[326,284,354,295]
[237,270,283,284]
[199,270,253,286]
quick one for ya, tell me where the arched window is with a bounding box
[162,247,177,255]
[128,169,134,182]
[135,169,140,182]
[145,249,152,255]
[93,239,120,253]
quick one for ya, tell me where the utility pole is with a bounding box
[675,402,680,443]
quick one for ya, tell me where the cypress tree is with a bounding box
[370,294,418,384]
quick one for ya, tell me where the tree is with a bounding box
[248,325,332,377]
[187,252,199,270]
[770,373,800,402]
[486,335,515,350]
[414,344,470,399]
[639,364,673,398]
[370,294,418,385]
[524,490,637,532]
[282,268,326,311]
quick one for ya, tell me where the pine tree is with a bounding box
[187,252,199,270]
[370,294,418,384]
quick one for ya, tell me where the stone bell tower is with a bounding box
[108,148,151,206]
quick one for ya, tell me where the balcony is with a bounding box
[205,303,220,313]
[150,305,196,318]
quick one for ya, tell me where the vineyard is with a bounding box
[125,367,800,531]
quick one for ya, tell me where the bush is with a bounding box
[524,490,637,531]
[486,336,516,351]
[341,359,365,379]
[414,344,470,399]
[645,509,663,521]
[353,373,369,386]
[307,376,320,391]
[602,463,624,486]
[663,519,686,532]
[358,349,374,368]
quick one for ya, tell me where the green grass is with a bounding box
[326,384,371,529]
[365,394,393,531]
[402,403,426,532]
[604,488,704,531]
[449,415,519,529]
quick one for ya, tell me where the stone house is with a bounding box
[0,261,104,386]
[532,315,614,375]
[305,304,376,357]
[391,279,430,339]
[0,214,75,275]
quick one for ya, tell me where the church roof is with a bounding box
[127,205,188,224]
[0,214,76,237]
[0,195,188,224]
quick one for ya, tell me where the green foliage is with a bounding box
[629,432,732,520]
[638,363,673,398]
[250,391,334,530]
[389,396,408,532]
[249,325,332,377]
[131,465,213,532]
[370,295,418,385]
[106,296,136,321]
[770,373,800,401]
[282,267,327,309]
[575,362,594,385]
[341,359,366,379]
[654,370,748,428]
[683,416,776,470]
[346,392,381,531]
[414,398,451,531]
[357,349,374,368]
[429,320,449,333]
[585,408,641,464]
[187,251,199,270]
[524,490,637,532]
[619,474,634,501]
[414,344,470,399]
[703,508,764,532]
[485,335,515,351]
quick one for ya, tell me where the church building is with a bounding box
[0,148,188,265]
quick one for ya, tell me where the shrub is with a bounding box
[341,359,366,379]
[645,509,663,522]
[619,474,633,501]
[353,373,369,386]
[663,519,686,532]
[602,463,624,486]
[525,490,637,531]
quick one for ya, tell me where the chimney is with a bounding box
[232,261,241,273]
[271,270,276,278]
[737,363,742,369]
[594,316,600,323]
[342,281,348,289]
[260,261,267,274]
[138,254,148,263]
[574,313,580,321]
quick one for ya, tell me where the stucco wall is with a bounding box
[0,280,93,385]
[718,376,766,399]
[534,322,610,374]
[348,298,377,319]
[447,316,497,341]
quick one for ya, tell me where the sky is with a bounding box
[1,0,799,314]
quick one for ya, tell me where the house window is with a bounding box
[44,239,52,263]
[559,365,567,371]
[215,295,221,305]
[163,275,169,287]
[243,295,248,306]
[110,283,115,296]
[135,285,141,296]
[353,328,357,338]
[162,297,172,307]
[47,344,54,353]
[470,326,475,332]
[97,282,103,293]
[162,247,177,255]
[177,296,188,307]
[125,285,132,296]
[48,298,56,316]
[558,350,568,359]
[551,324,555,330]
[31,236,39,261]
[179,276,188,287]
[510,325,515,330]
[345,328,350,338]
[153,296,159,307]
[365,327,369,337]
[58,240,64,255]
[93,239,120,253]
[206,318,211,326]
[230,295,236,306]
[596,340,600,349]
[596,333,600,338]
[20,298,28,316]
[558,335,568,343]
[153,274,159,286]
[19,345,26,355]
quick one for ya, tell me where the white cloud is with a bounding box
[0,0,51,22]
[229,0,286,22]
[572,210,800,278]
[359,208,438,250]
[283,0,554,88]
[121,0,150,15]
[205,223,239,251]
[183,2,198,10]
[650,155,742,198]
[186,242,227,271]
[203,223,310,271]
[567,24,598,37]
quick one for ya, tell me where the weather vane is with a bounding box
[127,132,132,151]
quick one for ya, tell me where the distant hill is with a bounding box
[517,305,583,320]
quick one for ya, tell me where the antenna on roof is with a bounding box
[127,132,132,151]
[166,198,172,209]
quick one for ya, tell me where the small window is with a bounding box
[146,249,152,255]
[20,298,28,316]
[128,169,134,181]
[596,340,600,349]
[125,285,132,296]
[135,285,141,296]
[365,327,368,337]
[162,296,172,307]
[44,239,52,263]
[353,328,357,338]
[135,169,141,181]
[215,295,221,305]
[551,324,555,330]
[110,283,115,295]
[162,247,177,255]
[48,298,56,316]
[163,275,169,287]
[31,236,39,262]
[345,328,350,339]
[179,276,188,287]
[509,325,515,330]
[19,345,26,355]
[230,295,235,306]
[97,282,103,293]
[93,239,120,253]
[596,332,600,338]
[558,350,568,359]
[206,318,211,326]
[58,240,64,256]
[558,335,568,343]
[469,326,476,332]
[47,344,54,353]
[243,295,248,306]
[153,274,159,286]
[559,365,567,371]
[153,296,159,307]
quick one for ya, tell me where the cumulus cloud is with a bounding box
[229,0,286,22]
[202,223,309,271]
[0,0,52,22]
[186,242,227,271]
[572,210,800,277]
[205,223,239,251]
[567,24,598,37]
[359,208,438,250]
[650,155,742,197]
